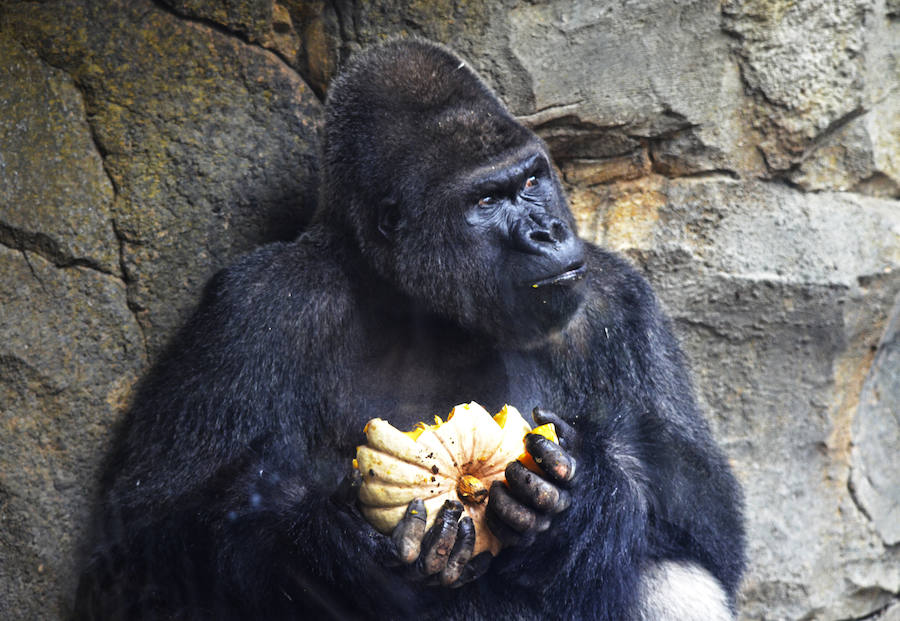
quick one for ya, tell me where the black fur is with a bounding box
[74,39,745,620]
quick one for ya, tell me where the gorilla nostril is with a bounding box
[551,221,566,240]
[529,229,554,244]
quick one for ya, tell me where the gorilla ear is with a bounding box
[377,198,404,242]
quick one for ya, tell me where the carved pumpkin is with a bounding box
[354,402,557,557]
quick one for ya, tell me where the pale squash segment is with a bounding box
[355,402,536,557]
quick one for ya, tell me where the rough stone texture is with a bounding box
[0,37,119,274]
[5,0,323,360]
[1,0,898,619]
[158,0,307,90]
[0,248,145,620]
[851,294,900,546]
[723,0,871,169]
[879,601,900,621]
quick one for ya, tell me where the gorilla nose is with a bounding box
[512,211,586,287]
[515,212,571,255]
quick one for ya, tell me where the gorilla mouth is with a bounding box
[529,262,587,288]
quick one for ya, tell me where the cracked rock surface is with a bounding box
[0,0,898,619]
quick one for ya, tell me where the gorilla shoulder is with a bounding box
[188,234,362,359]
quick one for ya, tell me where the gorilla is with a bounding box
[75,39,745,620]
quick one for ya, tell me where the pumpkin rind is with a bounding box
[355,402,534,557]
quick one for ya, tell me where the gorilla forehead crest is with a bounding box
[325,39,535,190]
[426,106,527,165]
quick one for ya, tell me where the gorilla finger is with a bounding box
[332,468,362,507]
[451,551,492,588]
[532,407,576,448]
[505,461,572,514]
[534,512,552,532]
[440,516,475,586]
[488,481,538,533]
[392,498,426,564]
[525,434,577,483]
[420,500,463,575]
[485,506,522,547]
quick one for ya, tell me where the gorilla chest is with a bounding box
[347,338,553,431]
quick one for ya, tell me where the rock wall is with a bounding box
[1,1,897,619]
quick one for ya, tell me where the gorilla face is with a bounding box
[383,139,587,345]
[322,39,587,345]
[456,146,587,341]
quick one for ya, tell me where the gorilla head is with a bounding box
[320,39,586,345]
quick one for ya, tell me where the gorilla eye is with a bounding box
[478,196,497,207]
[524,176,538,189]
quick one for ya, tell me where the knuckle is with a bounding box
[506,461,559,511]
[440,561,463,586]
[486,508,521,546]
[553,488,572,513]
[531,485,560,512]
[391,499,428,564]
[420,504,463,574]
[523,434,555,463]
[422,538,453,574]
[393,524,425,564]
[525,435,576,483]
[534,513,552,532]
[490,492,536,533]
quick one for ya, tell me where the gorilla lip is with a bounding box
[529,263,587,288]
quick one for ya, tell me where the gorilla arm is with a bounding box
[463,246,744,619]
[585,250,746,606]
[85,242,434,619]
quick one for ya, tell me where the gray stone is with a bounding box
[789,101,900,198]
[0,248,145,620]
[0,35,119,274]
[7,0,323,361]
[722,0,899,177]
[880,601,900,620]
[507,0,762,177]
[655,180,899,287]
[851,294,900,545]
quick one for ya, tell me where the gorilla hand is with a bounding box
[392,499,492,587]
[485,407,576,546]
[335,407,575,586]
[335,470,489,587]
